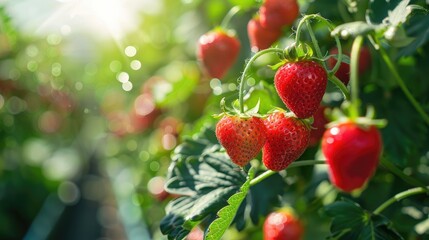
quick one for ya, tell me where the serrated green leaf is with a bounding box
[205,168,255,240]
[160,127,247,240]
[397,15,429,57]
[331,22,376,38]
[385,0,412,26]
[325,199,404,240]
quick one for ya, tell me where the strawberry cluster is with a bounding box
[216,59,327,171]
[248,0,299,52]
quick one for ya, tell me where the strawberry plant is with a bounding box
[158,0,429,239]
[1,0,429,240]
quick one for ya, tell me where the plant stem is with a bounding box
[349,35,364,118]
[380,158,429,194]
[330,75,351,101]
[377,46,429,125]
[373,186,429,215]
[238,48,285,113]
[305,21,327,69]
[249,160,326,186]
[288,159,326,169]
[295,14,349,99]
[220,6,241,29]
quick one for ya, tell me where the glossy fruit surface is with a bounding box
[262,112,310,171]
[197,30,240,79]
[263,209,304,240]
[260,0,299,30]
[274,60,327,119]
[216,116,267,167]
[248,16,282,52]
[322,122,382,192]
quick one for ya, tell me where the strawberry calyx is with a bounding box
[270,42,329,71]
[211,26,237,39]
[325,103,387,130]
[267,107,313,130]
[213,97,265,119]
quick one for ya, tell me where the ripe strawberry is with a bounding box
[274,60,327,119]
[248,16,283,52]
[264,209,304,240]
[309,105,329,146]
[262,111,310,171]
[322,122,382,192]
[216,116,267,167]
[197,29,240,79]
[260,0,299,30]
[327,46,372,85]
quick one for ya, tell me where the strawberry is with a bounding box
[327,46,372,85]
[262,111,310,171]
[274,60,327,119]
[216,115,267,167]
[197,29,240,79]
[322,121,382,192]
[248,16,283,52]
[309,105,329,146]
[263,209,304,240]
[260,0,299,31]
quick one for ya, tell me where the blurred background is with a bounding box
[0,0,228,239]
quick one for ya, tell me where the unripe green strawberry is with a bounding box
[263,111,310,171]
[263,208,304,240]
[216,116,267,167]
[274,60,327,119]
[322,121,382,192]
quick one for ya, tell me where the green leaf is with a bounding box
[397,15,429,57]
[160,127,247,240]
[383,0,426,27]
[331,22,376,38]
[205,167,255,240]
[325,199,404,240]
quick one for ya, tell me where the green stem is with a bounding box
[373,186,429,215]
[238,48,285,113]
[294,14,349,99]
[220,6,241,29]
[249,170,276,186]
[380,158,429,194]
[377,46,429,125]
[249,160,326,186]
[305,21,327,69]
[288,159,326,169]
[349,35,364,118]
[330,75,351,101]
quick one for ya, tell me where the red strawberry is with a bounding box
[262,111,310,171]
[327,46,372,85]
[216,116,267,167]
[263,209,304,240]
[274,60,327,119]
[197,29,240,79]
[322,122,382,192]
[248,16,283,52]
[260,0,299,30]
[309,105,329,146]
